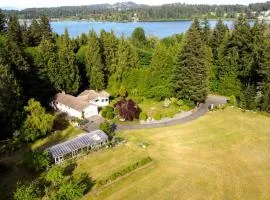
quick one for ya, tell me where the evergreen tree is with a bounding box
[113,36,139,82]
[85,30,105,90]
[201,18,211,46]
[173,18,208,103]
[148,43,175,100]
[211,19,229,60]
[39,15,52,40]
[0,64,23,139]
[57,29,80,94]
[7,15,22,45]
[131,27,147,47]
[0,9,6,34]
[100,30,118,75]
[28,19,42,46]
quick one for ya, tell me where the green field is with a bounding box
[78,108,270,200]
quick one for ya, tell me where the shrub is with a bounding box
[24,150,50,172]
[119,86,127,98]
[181,104,190,111]
[114,99,141,121]
[96,157,152,187]
[99,121,115,139]
[14,181,42,200]
[153,112,162,120]
[229,95,237,107]
[101,106,114,119]
[139,112,147,120]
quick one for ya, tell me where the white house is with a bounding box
[77,90,110,107]
[52,90,110,119]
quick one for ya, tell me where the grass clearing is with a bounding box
[31,125,83,150]
[138,99,180,118]
[82,108,270,199]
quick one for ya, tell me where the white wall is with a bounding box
[83,105,99,118]
[56,102,82,118]
[90,96,109,107]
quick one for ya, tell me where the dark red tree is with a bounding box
[114,99,141,121]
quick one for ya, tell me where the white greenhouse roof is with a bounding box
[47,130,108,158]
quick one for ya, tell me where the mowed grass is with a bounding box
[79,108,270,200]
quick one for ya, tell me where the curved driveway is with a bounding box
[116,95,228,131]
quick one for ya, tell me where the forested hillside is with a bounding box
[2,1,270,21]
[0,9,269,140]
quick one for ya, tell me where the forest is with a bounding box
[3,1,270,21]
[0,9,270,142]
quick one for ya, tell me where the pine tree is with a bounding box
[0,9,6,33]
[201,18,211,46]
[113,36,139,82]
[57,29,80,94]
[0,64,23,139]
[148,42,175,99]
[39,15,52,40]
[173,18,208,103]
[211,19,229,60]
[29,19,42,46]
[7,15,22,45]
[85,30,105,90]
[100,30,118,76]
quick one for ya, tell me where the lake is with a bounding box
[51,20,236,38]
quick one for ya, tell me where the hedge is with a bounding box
[96,156,152,187]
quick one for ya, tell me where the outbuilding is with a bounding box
[47,130,109,164]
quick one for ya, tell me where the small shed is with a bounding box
[47,130,108,164]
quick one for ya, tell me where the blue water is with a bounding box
[51,20,235,38]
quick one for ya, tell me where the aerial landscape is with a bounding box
[0,0,270,199]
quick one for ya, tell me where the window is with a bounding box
[95,99,99,102]
[105,99,108,102]
[101,99,104,102]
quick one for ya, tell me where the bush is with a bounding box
[24,150,50,172]
[114,99,141,121]
[101,106,114,119]
[153,112,162,120]
[14,181,42,200]
[99,121,115,139]
[96,157,152,187]
[229,95,237,107]
[139,112,147,120]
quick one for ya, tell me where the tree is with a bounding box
[211,19,229,60]
[201,18,211,46]
[0,9,6,33]
[131,27,147,47]
[7,15,22,45]
[24,150,50,172]
[0,64,23,139]
[114,99,141,121]
[112,36,139,83]
[21,99,54,142]
[99,120,115,139]
[28,19,41,46]
[14,181,41,200]
[85,30,105,90]
[173,18,208,103]
[44,165,64,185]
[39,15,52,40]
[147,42,175,100]
[57,29,80,94]
[100,30,118,76]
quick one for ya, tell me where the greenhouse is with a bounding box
[47,130,108,164]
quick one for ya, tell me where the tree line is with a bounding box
[0,10,269,140]
[3,1,270,21]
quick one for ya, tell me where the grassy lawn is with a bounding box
[138,99,180,118]
[31,125,84,150]
[80,108,270,200]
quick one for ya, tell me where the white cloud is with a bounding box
[0,0,267,9]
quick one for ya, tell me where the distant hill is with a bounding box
[2,1,270,21]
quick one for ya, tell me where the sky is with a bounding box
[0,0,267,10]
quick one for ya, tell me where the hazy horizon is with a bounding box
[0,0,268,10]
